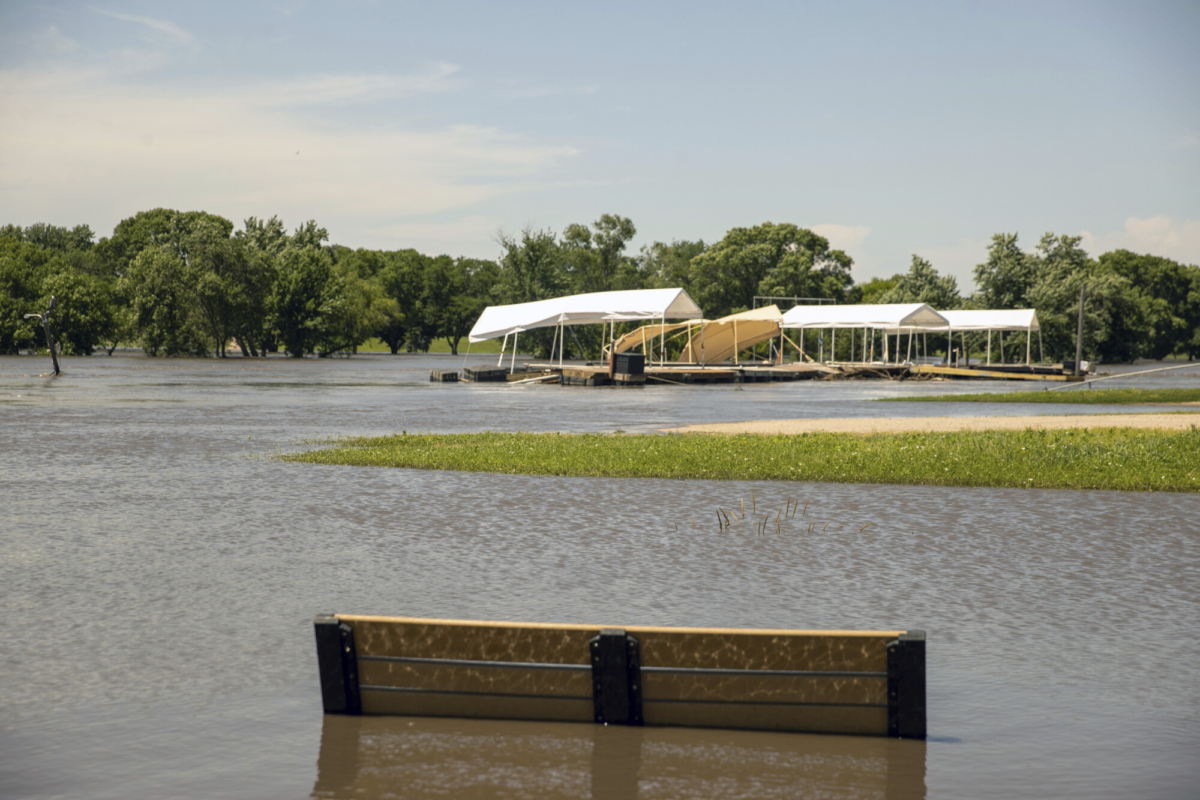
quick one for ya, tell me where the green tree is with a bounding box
[857,276,897,305]
[270,245,343,357]
[1026,234,1146,364]
[691,223,853,318]
[972,233,1036,309]
[318,250,392,356]
[376,249,430,353]
[498,226,566,304]
[39,269,116,355]
[121,245,207,356]
[879,255,960,309]
[1098,250,1198,360]
[638,239,706,293]
[0,239,48,353]
[187,220,251,357]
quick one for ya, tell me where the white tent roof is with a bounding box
[468,288,703,342]
[780,303,949,330]
[934,309,1039,331]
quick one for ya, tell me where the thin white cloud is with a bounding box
[0,66,579,249]
[368,216,501,255]
[495,85,598,100]
[88,7,193,44]
[253,64,462,107]
[1081,216,1200,264]
[31,26,79,56]
[809,223,871,254]
[273,1,305,19]
[1170,133,1199,150]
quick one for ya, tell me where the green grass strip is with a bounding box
[283,427,1200,492]
[878,387,1200,405]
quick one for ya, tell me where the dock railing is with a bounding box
[314,615,926,738]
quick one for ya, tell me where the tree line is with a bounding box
[2,210,1197,362]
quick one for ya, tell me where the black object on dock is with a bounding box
[613,353,645,376]
[463,366,507,382]
[430,370,458,382]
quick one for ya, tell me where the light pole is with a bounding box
[24,295,60,376]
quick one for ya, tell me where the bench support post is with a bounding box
[589,629,643,725]
[887,629,926,738]
[314,615,362,715]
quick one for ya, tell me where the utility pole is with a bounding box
[24,295,60,376]
[1074,284,1086,377]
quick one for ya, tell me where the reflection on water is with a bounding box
[312,714,926,800]
[1,355,1198,799]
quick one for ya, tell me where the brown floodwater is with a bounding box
[1,354,1198,799]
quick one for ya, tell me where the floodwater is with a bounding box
[1,354,1198,799]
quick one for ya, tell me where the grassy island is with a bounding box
[285,427,1200,493]
[878,387,1200,405]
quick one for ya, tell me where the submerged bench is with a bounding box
[314,614,925,738]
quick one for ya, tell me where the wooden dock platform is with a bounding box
[911,364,1083,382]
[465,361,1082,387]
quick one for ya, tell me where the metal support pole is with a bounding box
[1026,328,1031,366]
[1075,284,1086,376]
[25,296,60,376]
[498,333,508,366]
[510,331,519,374]
[986,330,991,365]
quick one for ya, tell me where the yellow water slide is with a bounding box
[611,305,783,364]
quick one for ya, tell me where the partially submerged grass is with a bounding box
[283,427,1200,492]
[878,387,1200,405]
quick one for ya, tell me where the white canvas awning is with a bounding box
[468,288,703,342]
[933,309,1039,332]
[780,303,949,330]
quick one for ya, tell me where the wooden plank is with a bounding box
[340,615,899,671]
[913,364,1081,381]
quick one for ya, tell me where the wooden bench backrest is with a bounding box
[315,615,925,738]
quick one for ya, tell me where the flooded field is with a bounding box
[2,354,1198,799]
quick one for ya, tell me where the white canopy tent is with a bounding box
[467,288,704,371]
[780,303,950,364]
[931,309,1041,365]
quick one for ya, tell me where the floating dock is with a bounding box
[444,359,1083,386]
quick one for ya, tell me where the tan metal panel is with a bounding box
[361,689,594,722]
[642,701,888,735]
[358,659,591,699]
[641,672,886,706]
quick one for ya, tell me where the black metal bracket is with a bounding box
[887,629,926,738]
[589,629,643,725]
[314,614,362,715]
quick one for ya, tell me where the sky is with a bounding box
[1,1,1198,290]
